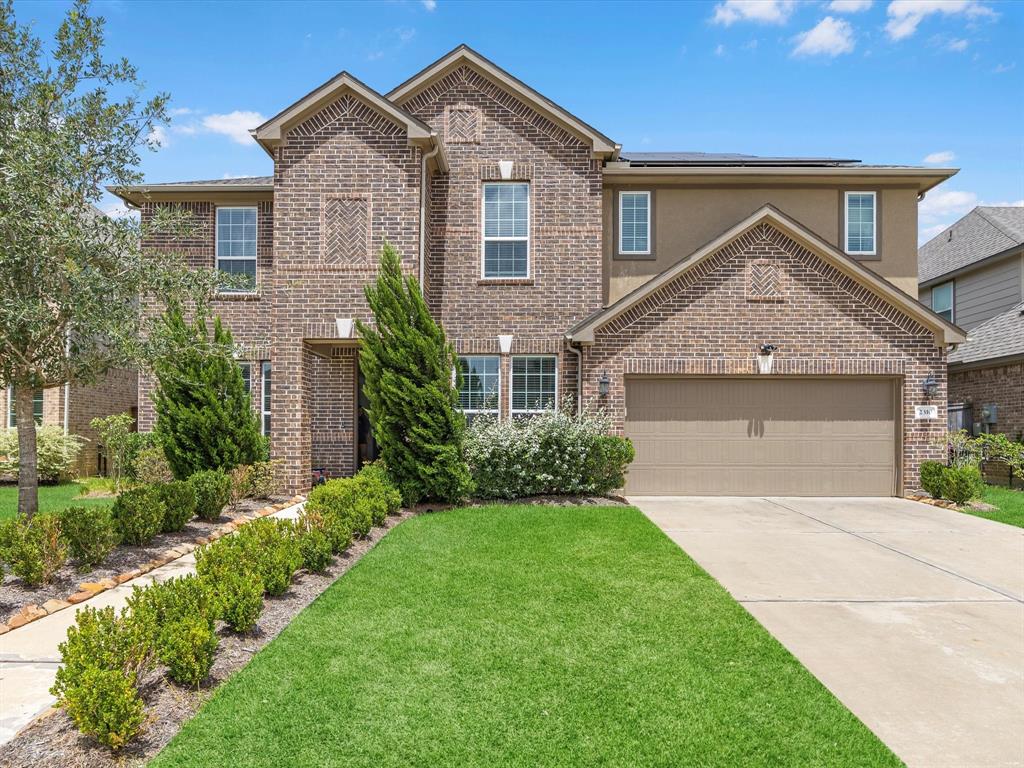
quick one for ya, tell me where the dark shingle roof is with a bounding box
[619,152,860,167]
[146,176,274,186]
[919,206,1024,284]
[948,302,1024,365]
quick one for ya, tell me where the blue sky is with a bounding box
[14,0,1023,243]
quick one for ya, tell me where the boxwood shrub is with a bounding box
[189,469,232,521]
[60,506,119,569]
[155,480,197,532]
[111,486,165,545]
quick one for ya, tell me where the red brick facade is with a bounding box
[580,223,948,491]
[949,362,1024,442]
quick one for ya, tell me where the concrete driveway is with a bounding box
[630,496,1024,768]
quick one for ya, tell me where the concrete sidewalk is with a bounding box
[0,500,304,745]
[631,496,1024,768]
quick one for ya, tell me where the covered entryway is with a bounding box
[624,377,898,496]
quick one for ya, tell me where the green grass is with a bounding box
[0,481,115,520]
[964,485,1024,528]
[151,505,899,768]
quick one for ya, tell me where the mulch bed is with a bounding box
[0,506,420,768]
[0,497,289,626]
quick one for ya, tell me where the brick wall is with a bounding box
[949,362,1024,442]
[582,222,948,491]
[68,368,139,476]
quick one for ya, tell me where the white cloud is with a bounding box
[421,0,436,9]
[101,200,138,221]
[201,111,266,146]
[712,0,794,26]
[148,125,169,148]
[946,37,968,51]
[885,0,995,41]
[714,43,727,56]
[923,150,956,164]
[792,16,855,57]
[168,107,194,117]
[828,0,872,11]
[993,62,1016,73]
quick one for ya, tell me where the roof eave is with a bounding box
[603,165,958,192]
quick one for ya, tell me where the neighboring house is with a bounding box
[111,45,963,497]
[0,370,138,477]
[919,206,1024,439]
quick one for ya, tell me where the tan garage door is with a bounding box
[624,377,897,496]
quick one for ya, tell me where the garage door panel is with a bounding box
[624,378,896,496]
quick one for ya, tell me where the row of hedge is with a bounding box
[51,462,403,750]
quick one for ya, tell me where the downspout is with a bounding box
[419,139,441,287]
[567,341,583,416]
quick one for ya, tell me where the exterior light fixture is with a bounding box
[922,375,939,398]
[757,343,778,375]
[598,372,611,397]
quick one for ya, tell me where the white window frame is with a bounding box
[844,191,877,256]
[215,206,258,293]
[238,362,251,395]
[455,355,501,419]
[7,386,44,428]
[510,355,558,417]
[481,182,530,279]
[260,361,271,436]
[618,191,651,255]
[931,280,954,323]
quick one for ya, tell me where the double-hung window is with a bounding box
[216,207,258,291]
[482,182,529,278]
[844,191,876,256]
[239,362,251,395]
[511,356,557,416]
[261,362,271,436]
[7,387,43,428]
[619,191,651,255]
[931,281,954,323]
[457,356,500,422]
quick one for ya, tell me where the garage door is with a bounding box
[624,377,897,496]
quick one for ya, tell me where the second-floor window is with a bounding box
[482,182,529,279]
[931,281,954,323]
[619,191,651,255]
[457,356,500,422]
[216,207,257,291]
[8,387,43,428]
[844,191,876,256]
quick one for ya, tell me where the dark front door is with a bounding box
[357,370,378,469]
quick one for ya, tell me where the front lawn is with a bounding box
[152,505,899,768]
[0,481,114,520]
[966,485,1024,528]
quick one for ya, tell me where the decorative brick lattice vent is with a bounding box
[747,259,782,301]
[322,195,369,266]
[445,104,481,144]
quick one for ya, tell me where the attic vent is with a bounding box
[445,103,481,144]
[322,195,370,266]
[747,259,783,301]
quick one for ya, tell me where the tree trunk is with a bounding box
[16,386,39,518]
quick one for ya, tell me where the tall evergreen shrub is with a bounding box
[355,243,471,504]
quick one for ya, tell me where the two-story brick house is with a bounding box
[112,45,964,497]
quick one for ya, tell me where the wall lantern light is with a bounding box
[922,375,940,399]
[598,372,611,397]
[757,343,778,375]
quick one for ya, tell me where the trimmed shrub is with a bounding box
[126,575,217,637]
[190,469,232,521]
[248,459,283,499]
[0,513,67,585]
[60,506,119,569]
[123,431,161,483]
[133,444,174,485]
[195,535,249,584]
[111,485,165,545]
[61,665,146,750]
[158,615,218,686]
[299,526,332,573]
[464,410,635,499]
[942,465,984,505]
[358,461,402,524]
[919,460,946,498]
[302,506,351,555]
[0,426,84,483]
[234,518,302,596]
[214,569,264,633]
[229,464,254,505]
[155,480,197,532]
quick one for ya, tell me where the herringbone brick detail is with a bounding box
[445,104,480,144]
[322,196,369,266]
[748,258,781,300]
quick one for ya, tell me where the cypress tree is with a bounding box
[356,242,472,504]
[152,304,263,479]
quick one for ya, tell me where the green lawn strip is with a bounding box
[0,482,114,520]
[151,505,900,768]
[963,485,1024,529]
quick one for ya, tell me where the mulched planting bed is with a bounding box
[0,496,289,627]
[0,506,419,768]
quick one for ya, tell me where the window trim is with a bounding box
[260,361,271,436]
[456,355,501,418]
[931,280,955,323]
[239,362,251,395]
[618,190,651,256]
[480,182,530,280]
[509,355,558,417]
[7,387,44,428]
[844,190,877,257]
[215,205,259,293]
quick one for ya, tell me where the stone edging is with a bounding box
[904,494,960,510]
[0,495,305,636]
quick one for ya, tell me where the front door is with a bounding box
[356,370,378,469]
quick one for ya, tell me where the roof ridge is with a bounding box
[974,206,1024,245]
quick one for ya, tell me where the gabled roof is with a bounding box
[386,44,619,158]
[251,71,448,170]
[568,205,966,347]
[919,206,1024,285]
[948,302,1024,366]
[619,152,861,167]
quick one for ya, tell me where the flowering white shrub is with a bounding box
[0,426,84,483]
[464,408,634,499]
